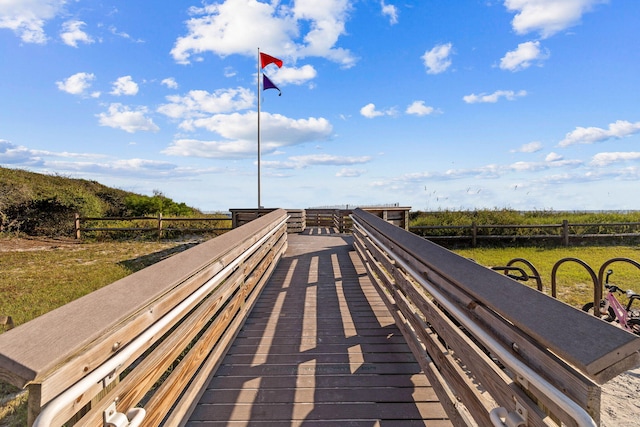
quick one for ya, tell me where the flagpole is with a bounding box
[257,47,261,209]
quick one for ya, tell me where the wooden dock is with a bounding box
[185,228,452,426]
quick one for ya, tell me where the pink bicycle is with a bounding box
[582,269,640,335]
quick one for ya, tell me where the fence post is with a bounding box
[158,212,163,239]
[75,213,81,239]
[472,221,477,247]
[562,219,569,246]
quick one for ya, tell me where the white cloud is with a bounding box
[162,111,333,159]
[0,139,108,167]
[336,168,366,177]
[0,0,66,44]
[591,152,640,166]
[545,152,563,161]
[463,90,527,104]
[190,112,332,144]
[509,161,547,172]
[157,88,254,124]
[406,101,435,116]
[422,43,453,74]
[360,103,383,118]
[272,65,317,86]
[108,26,144,43]
[504,0,607,38]
[161,78,178,89]
[381,1,398,25]
[263,154,371,170]
[162,138,254,160]
[97,103,160,133]
[262,154,371,173]
[171,0,355,68]
[56,72,96,96]
[289,154,371,167]
[512,141,543,153]
[110,76,139,96]
[500,41,549,71]
[360,103,396,118]
[0,139,43,165]
[559,120,640,147]
[60,20,94,47]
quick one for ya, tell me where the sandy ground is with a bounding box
[601,366,640,426]
[0,236,80,252]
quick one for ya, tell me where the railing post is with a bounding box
[472,221,477,247]
[27,384,42,427]
[562,219,569,246]
[158,212,163,239]
[74,213,81,240]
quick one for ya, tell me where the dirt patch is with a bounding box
[0,237,80,252]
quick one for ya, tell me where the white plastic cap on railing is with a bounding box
[103,402,145,427]
[490,407,526,427]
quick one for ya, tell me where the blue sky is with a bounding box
[1,0,639,212]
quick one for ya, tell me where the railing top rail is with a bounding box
[352,208,640,380]
[0,209,288,392]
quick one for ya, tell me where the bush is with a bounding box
[124,190,199,217]
[0,167,201,236]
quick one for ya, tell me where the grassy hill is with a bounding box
[0,166,201,236]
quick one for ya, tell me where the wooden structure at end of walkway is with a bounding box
[230,205,411,233]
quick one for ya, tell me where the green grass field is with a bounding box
[454,245,640,307]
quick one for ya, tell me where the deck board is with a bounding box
[186,228,451,426]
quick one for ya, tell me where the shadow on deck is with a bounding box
[186,229,451,426]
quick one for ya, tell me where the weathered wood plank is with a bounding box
[184,230,451,426]
[0,210,288,402]
[188,402,448,422]
[353,209,640,380]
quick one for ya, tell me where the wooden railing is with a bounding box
[305,207,409,232]
[4,207,640,426]
[74,213,232,239]
[352,208,640,426]
[410,220,640,246]
[0,210,288,426]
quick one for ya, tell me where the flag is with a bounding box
[263,74,281,96]
[260,52,283,69]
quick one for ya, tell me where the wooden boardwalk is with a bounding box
[186,228,451,426]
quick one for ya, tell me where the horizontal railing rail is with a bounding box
[352,208,640,427]
[0,209,289,426]
[410,220,640,246]
[74,213,232,239]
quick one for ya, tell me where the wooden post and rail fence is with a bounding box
[74,208,640,247]
[1,208,639,426]
[73,206,410,238]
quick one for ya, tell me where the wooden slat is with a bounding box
[73,231,288,427]
[0,210,288,408]
[354,219,603,425]
[353,208,640,380]
[158,233,287,426]
[356,229,562,427]
[183,230,451,426]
